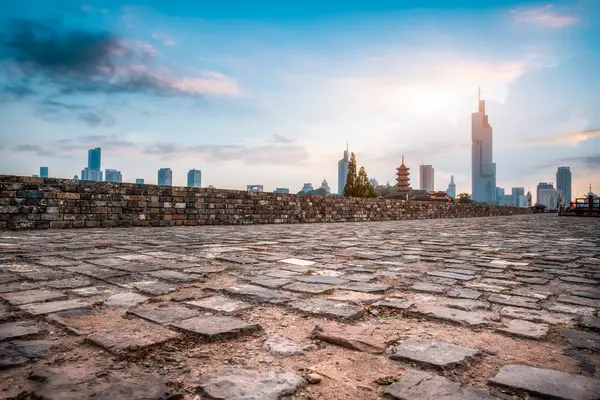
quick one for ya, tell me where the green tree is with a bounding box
[457,193,473,204]
[343,152,358,197]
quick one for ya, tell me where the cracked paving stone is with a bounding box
[171,315,261,340]
[225,284,296,304]
[390,337,480,368]
[0,289,67,306]
[288,298,364,321]
[249,277,291,289]
[45,309,106,335]
[0,282,40,294]
[500,306,575,326]
[295,275,348,285]
[104,292,148,309]
[185,295,252,315]
[383,369,493,400]
[487,294,540,309]
[27,358,180,399]
[86,319,180,354]
[489,364,600,400]
[192,367,306,400]
[447,288,482,300]
[558,328,600,352]
[558,295,600,309]
[496,319,549,340]
[427,271,475,281]
[410,304,487,326]
[410,282,447,294]
[132,281,178,296]
[127,304,200,325]
[0,340,59,369]
[19,299,91,316]
[571,290,600,300]
[580,315,600,331]
[264,334,315,356]
[312,322,391,354]
[0,321,47,341]
[338,282,391,293]
[559,276,598,285]
[282,282,335,294]
[148,270,204,283]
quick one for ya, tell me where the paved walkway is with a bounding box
[1,214,599,399]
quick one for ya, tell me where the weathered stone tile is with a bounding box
[372,298,414,310]
[410,282,447,294]
[0,281,40,294]
[20,270,73,282]
[384,370,493,399]
[500,306,575,326]
[225,284,296,304]
[342,274,374,282]
[496,319,549,340]
[390,337,480,368]
[515,277,550,285]
[282,282,335,294]
[148,270,204,283]
[410,305,486,326]
[44,277,92,289]
[127,304,200,325]
[464,282,508,293]
[580,315,600,332]
[1,289,67,306]
[0,321,47,341]
[27,358,180,399]
[249,277,292,289]
[488,294,540,309]
[0,343,29,368]
[265,270,301,279]
[558,328,600,351]
[447,288,482,299]
[84,258,130,267]
[264,334,315,356]
[489,364,600,400]
[109,263,162,273]
[427,271,475,281]
[172,315,260,340]
[559,276,597,285]
[63,265,128,279]
[185,265,228,274]
[338,282,391,293]
[0,340,59,368]
[185,295,252,315]
[295,275,348,285]
[86,319,179,354]
[104,292,148,309]
[279,258,315,266]
[312,322,390,354]
[443,299,490,312]
[288,298,364,321]
[132,281,178,296]
[572,290,600,300]
[327,291,383,305]
[480,278,521,287]
[558,294,600,308]
[548,303,597,316]
[45,309,106,335]
[20,299,91,316]
[192,367,306,399]
[69,285,119,298]
[0,274,19,284]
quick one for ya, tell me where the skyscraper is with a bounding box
[556,166,572,205]
[187,169,202,188]
[537,183,558,209]
[419,165,434,192]
[81,168,102,182]
[136,178,145,184]
[88,147,101,170]
[105,169,122,183]
[39,167,48,178]
[536,182,553,205]
[471,88,496,204]
[337,144,349,195]
[446,175,456,199]
[158,168,173,186]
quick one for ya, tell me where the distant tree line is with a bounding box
[297,187,329,196]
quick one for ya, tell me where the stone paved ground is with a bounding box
[1,214,599,399]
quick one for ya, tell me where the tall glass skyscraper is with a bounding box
[187,169,202,188]
[158,168,173,186]
[471,89,496,204]
[337,144,349,195]
[556,166,572,205]
[419,165,434,192]
[105,169,122,183]
[88,147,101,170]
[446,175,456,199]
[39,167,48,178]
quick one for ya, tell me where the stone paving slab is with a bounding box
[127,304,201,325]
[0,321,47,341]
[390,337,480,368]
[282,282,335,294]
[185,295,253,315]
[410,304,487,326]
[288,298,364,321]
[384,370,494,399]
[496,319,549,340]
[104,292,148,309]
[171,315,261,340]
[0,289,67,306]
[86,320,180,354]
[224,284,296,304]
[489,364,600,400]
[19,299,92,316]
[0,282,40,294]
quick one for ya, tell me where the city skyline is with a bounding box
[0,1,598,194]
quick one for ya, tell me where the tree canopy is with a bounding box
[343,153,378,198]
[457,193,474,204]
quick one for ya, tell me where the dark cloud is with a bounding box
[13,144,55,156]
[560,154,600,167]
[35,98,115,127]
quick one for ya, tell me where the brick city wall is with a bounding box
[0,175,531,230]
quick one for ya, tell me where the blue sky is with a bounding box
[0,0,598,198]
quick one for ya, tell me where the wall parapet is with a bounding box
[0,175,531,230]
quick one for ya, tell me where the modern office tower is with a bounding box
[320,179,331,194]
[536,182,553,205]
[538,187,558,209]
[247,185,263,192]
[39,167,48,178]
[337,144,349,195]
[81,168,102,182]
[187,169,202,188]
[273,188,290,194]
[496,187,505,204]
[104,169,122,183]
[446,175,456,199]
[556,166,572,205]
[136,178,144,184]
[88,147,101,170]
[419,165,434,192]
[471,88,496,204]
[301,183,314,193]
[158,168,173,186]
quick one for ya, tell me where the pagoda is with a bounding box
[395,155,410,193]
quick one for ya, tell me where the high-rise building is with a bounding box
[337,144,349,195]
[136,178,144,184]
[556,167,572,205]
[419,165,434,192]
[446,175,456,199]
[538,185,558,209]
[88,147,101,170]
[273,188,289,194]
[471,88,496,204]
[105,169,122,183]
[39,167,48,178]
[187,169,202,188]
[81,168,102,182]
[158,168,173,186]
[496,187,505,204]
[526,191,533,207]
[536,182,553,205]
[320,179,331,194]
